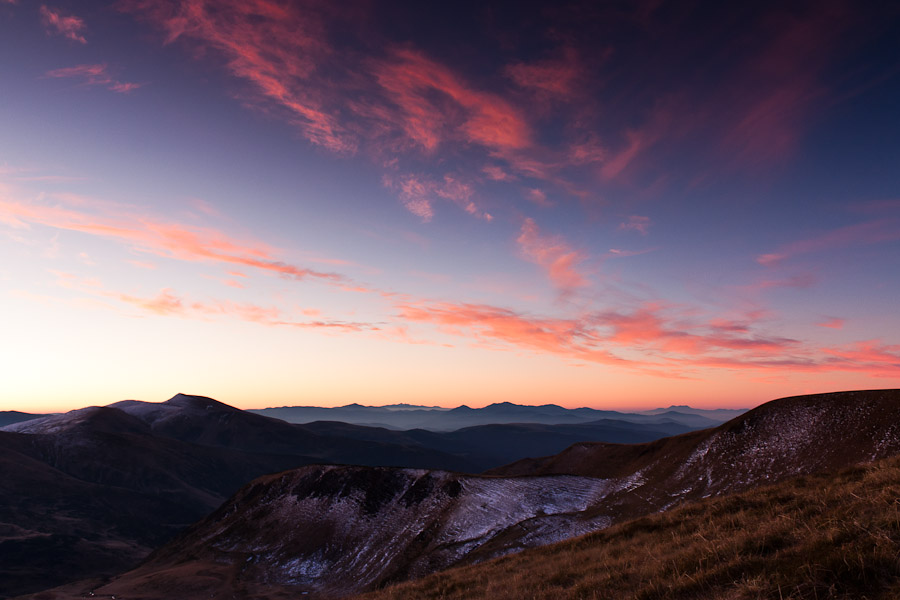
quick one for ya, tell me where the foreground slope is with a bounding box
[356,454,900,600]
[30,390,900,599]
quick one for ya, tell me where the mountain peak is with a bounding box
[165,393,239,412]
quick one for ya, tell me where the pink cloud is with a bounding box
[600,129,655,181]
[124,0,350,153]
[517,218,588,294]
[505,48,580,97]
[374,48,532,154]
[395,297,900,379]
[526,188,552,207]
[757,219,900,266]
[817,317,844,330]
[482,165,515,182]
[0,196,352,287]
[40,5,87,43]
[717,11,841,167]
[394,298,803,372]
[64,275,379,332]
[606,247,655,259]
[821,340,900,377]
[130,3,528,161]
[568,136,607,166]
[618,215,651,235]
[386,173,490,222]
[188,198,220,217]
[44,64,143,94]
[397,300,614,362]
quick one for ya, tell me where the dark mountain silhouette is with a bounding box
[295,418,692,469]
[0,394,690,598]
[250,402,731,431]
[39,389,898,600]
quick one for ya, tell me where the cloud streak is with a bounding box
[397,297,899,379]
[757,219,900,266]
[517,218,588,295]
[44,64,142,93]
[0,194,353,287]
[40,5,87,43]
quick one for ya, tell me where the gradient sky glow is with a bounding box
[2,0,899,412]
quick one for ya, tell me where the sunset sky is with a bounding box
[2,0,899,413]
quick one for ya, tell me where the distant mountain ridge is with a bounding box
[42,389,900,600]
[0,411,46,428]
[250,401,740,430]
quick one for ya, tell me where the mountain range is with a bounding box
[21,389,899,600]
[249,402,741,430]
[0,394,704,598]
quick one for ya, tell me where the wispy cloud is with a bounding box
[49,269,378,332]
[396,297,898,379]
[817,317,845,329]
[618,215,651,235]
[0,194,354,287]
[44,64,143,94]
[506,48,581,97]
[526,188,552,207]
[115,288,378,331]
[757,219,900,266]
[385,173,491,222]
[517,218,587,294]
[40,5,87,43]
[482,165,515,182]
[374,48,532,155]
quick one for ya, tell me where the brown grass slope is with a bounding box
[357,454,900,600]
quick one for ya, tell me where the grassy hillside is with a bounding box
[356,455,900,600]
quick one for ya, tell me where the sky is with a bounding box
[1,0,899,413]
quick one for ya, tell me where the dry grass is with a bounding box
[355,456,900,600]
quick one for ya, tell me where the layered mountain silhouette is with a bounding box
[0,394,695,598]
[29,389,898,600]
[251,401,735,430]
[0,411,43,428]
